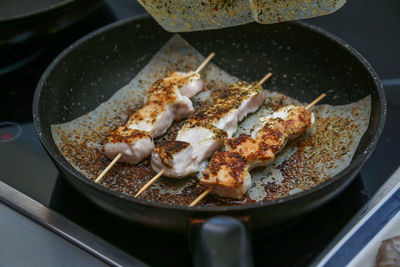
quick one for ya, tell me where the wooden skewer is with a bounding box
[95,54,216,185]
[134,73,273,197]
[95,153,122,183]
[135,169,165,197]
[257,73,273,86]
[195,53,215,73]
[306,93,326,110]
[189,188,212,207]
[188,92,326,207]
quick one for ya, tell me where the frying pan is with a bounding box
[33,14,385,265]
[0,0,102,74]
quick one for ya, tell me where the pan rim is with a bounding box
[33,14,386,213]
[0,0,83,23]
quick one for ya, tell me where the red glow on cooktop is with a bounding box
[1,133,13,141]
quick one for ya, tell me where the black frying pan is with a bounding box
[0,0,102,74]
[33,14,385,265]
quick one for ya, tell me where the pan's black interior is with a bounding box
[38,17,382,179]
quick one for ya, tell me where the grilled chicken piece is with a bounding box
[201,151,252,199]
[149,71,202,121]
[104,72,203,164]
[126,98,183,138]
[177,121,228,163]
[200,105,314,199]
[225,135,275,168]
[164,71,203,98]
[191,81,266,137]
[104,127,154,165]
[151,140,194,177]
[153,121,227,177]
[253,119,288,154]
[151,81,266,178]
[263,105,313,140]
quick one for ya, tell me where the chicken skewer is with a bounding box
[135,73,273,197]
[95,53,215,183]
[189,93,326,207]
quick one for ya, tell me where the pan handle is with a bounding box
[192,216,253,267]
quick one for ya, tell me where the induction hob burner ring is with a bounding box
[0,121,23,143]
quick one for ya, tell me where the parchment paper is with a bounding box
[52,35,371,205]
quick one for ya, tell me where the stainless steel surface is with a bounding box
[312,166,400,266]
[0,202,107,266]
[0,180,146,267]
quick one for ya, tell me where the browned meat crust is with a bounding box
[202,151,248,187]
[107,127,151,144]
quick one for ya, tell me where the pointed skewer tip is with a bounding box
[305,93,326,110]
[195,52,216,73]
[189,188,212,207]
[257,73,273,86]
[135,169,165,197]
[95,153,122,183]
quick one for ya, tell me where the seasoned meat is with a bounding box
[200,104,314,199]
[201,151,252,199]
[151,140,195,177]
[266,105,313,140]
[104,72,204,164]
[225,134,275,168]
[152,121,227,177]
[104,127,154,165]
[165,71,203,98]
[151,81,266,178]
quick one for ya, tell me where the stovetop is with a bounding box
[1,0,399,266]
